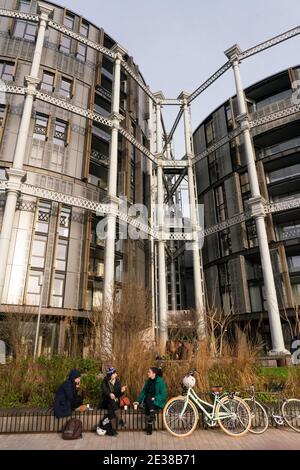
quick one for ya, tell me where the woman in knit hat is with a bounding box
[99,366,127,436]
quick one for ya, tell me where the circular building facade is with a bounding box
[0,0,152,355]
[193,66,300,350]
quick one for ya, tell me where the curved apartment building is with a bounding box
[0,0,152,355]
[193,66,300,349]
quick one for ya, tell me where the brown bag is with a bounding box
[120,396,131,408]
[62,418,83,440]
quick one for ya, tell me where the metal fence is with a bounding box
[0,408,164,434]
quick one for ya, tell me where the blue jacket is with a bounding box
[54,369,83,418]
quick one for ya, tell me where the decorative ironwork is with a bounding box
[35,91,113,128]
[0,82,26,95]
[121,61,157,103]
[250,103,300,128]
[161,159,188,168]
[90,149,109,165]
[16,199,36,212]
[118,127,157,164]
[265,197,300,214]
[188,61,231,104]
[33,125,47,137]
[48,20,116,59]
[240,25,300,60]
[192,127,242,165]
[203,211,252,237]
[0,9,38,22]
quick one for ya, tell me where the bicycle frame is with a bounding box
[180,387,237,422]
[248,387,285,425]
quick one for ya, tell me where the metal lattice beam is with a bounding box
[240,25,300,60]
[187,62,231,104]
[192,127,242,165]
[120,61,157,103]
[118,127,157,164]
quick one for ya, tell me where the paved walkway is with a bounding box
[0,429,300,450]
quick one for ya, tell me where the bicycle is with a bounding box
[244,384,300,434]
[163,369,251,437]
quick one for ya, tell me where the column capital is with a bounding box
[111,43,128,60]
[103,195,119,206]
[38,2,54,22]
[248,195,266,218]
[5,168,26,192]
[109,111,124,128]
[153,91,165,104]
[177,91,190,104]
[156,154,165,166]
[224,44,242,64]
[236,113,250,130]
[25,75,40,88]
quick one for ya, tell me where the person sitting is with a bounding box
[99,366,126,436]
[137,366,167,435]
[53,369,84,418]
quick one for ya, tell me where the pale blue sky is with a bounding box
[58,0,300,155]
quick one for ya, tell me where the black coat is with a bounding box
[54,369,83,418]
[101,377,123,409]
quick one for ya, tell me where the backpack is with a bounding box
[62,418,83,440]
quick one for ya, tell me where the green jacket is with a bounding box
[138,376,167,409]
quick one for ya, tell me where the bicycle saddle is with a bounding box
[211,386,223,394]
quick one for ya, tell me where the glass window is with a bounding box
[27,272,43,306]
[36,201,51,233]
[225,104,233,130]
[208,152,219,184]
[256,89,292,110]
[277,222,300,241]
[19,0,31,12]
[60,35,71,54]
[268,163,300,183]
[249,285,263,312]
[0,61,14,81]
[205,119,214,146]
[56,240,68,271]
[292,282,300,306]
[14,21,37,41]
[288,256,300,273]
[261,136,300,158]
[64,11,75,30]
[31,238,46,268]
[59,206,71,237]
[94,94,111,117]
[51,274,65,307]
[92,123,110,142]
[215,185,227,222]
[59,77,72,99]
[77,43,87,61]
[33,113,48,141]
[41,71,55,92]
[53,119,67,145]
[80,20,89,37]
[0,104,6,127]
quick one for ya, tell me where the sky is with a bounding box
[58,0,300,156]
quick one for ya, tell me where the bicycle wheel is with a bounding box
[216,395,251,437]
[282,399,300,432]
[163,396,199,437]
[243,398,269,434]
